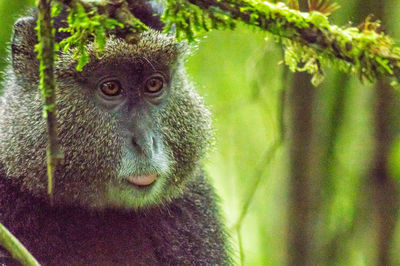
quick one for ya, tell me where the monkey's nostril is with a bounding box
[131,137,140,150]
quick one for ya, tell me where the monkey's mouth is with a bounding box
[126,173,158,187]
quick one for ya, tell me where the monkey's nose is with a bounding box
[130,134,155,157]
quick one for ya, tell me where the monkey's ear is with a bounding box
[11,16,39,81]
[11,16,38,69]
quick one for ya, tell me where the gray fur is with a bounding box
[0,10,230,265]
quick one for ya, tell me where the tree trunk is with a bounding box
[287,71,316,266]
[368,1,400,265]
[371,77,399,266]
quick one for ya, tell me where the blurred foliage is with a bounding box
[0,0,35,73]
[1,0,400,265]
[187,0,400,264]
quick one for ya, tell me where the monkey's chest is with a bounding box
[0,192,160,265]
[27,214,159,265]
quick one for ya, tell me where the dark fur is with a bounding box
[0,169,229,265]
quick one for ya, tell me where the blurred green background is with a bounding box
[1,0,400,265]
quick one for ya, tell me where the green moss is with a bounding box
[58,1,123,71]
[308,11,329,27]
[162,0,236,41]
[35,0,400,85]
[161,0,400,86]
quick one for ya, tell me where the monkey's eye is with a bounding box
[144,75,164,94]
[100,81,122,96]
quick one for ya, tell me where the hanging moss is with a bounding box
[58,1,124,71]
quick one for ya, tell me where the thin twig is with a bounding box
[0,223,40,266]
[37,0,65,204]
[233,42,288,264]
[236,226,244,266]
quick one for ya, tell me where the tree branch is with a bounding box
[161,0,400,85]
[37,0,65,204]
[55,0,400,85]
[0,223,40,266]
[60,0,148,36]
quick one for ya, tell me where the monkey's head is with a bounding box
[0,12,212,210]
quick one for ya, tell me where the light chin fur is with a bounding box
[105,175,170,210]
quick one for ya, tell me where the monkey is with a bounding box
[0,3,231,265]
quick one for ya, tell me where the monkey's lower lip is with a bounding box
[126,174,157,186]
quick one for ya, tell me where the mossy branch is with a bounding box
[61,0,147,35]
[160,0,400,86]
[36,0,65,205]
[0,223,40,266]
[57,0,147,70]
[54,0,400,86]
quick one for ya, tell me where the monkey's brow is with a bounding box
[142,57,157,72]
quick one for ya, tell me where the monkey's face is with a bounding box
[0,20,212,210]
